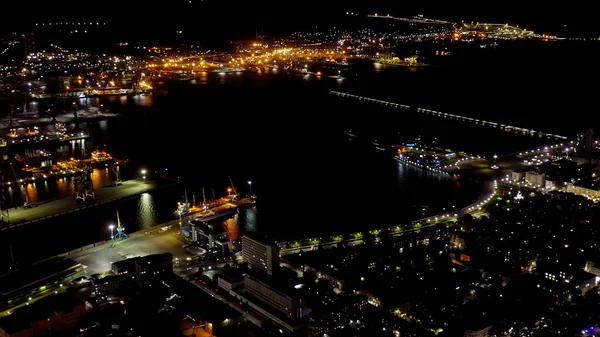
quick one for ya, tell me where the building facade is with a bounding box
[244,272,305,319]
[242,235,279,275]
[525,171,545,187]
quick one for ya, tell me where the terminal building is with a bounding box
[110,252,173,288]
[0,257,84,312]
[0,292,87,337]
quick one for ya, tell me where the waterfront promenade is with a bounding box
[1,178,179,230]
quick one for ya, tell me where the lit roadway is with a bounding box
[446,142,571,181]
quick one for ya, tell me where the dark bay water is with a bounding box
[2,40,597,267]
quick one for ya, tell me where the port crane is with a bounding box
[228,176,239,202]
[74,163,95,203]
[0,176,10,224]
[113,210,128,240]
[10,163,32,208]
[108,159,122,186]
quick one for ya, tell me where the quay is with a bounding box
[0,107,118,130]
[396,155,456,177]
[329,90,568,140]
[0,178,180,230]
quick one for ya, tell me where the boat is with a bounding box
[175,189,192,217]
[174,186,239,221]
[6,127,39,139]
[91,148,112,163]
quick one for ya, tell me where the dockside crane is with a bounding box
[108,159,122,186]
[113,210,128,240]
[10,163,32,209]
[1,175,10,225]
[75,163,95,203]
[228,176,239,202]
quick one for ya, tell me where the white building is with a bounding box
[525,171,545,187]
[242,235,280,275]
[566,183,600,200]
[511,170,525,181]
[545,179,557,190]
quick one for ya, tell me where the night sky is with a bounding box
[1,1,599,38]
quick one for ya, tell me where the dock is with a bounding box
[0,178,179,230]
[0,107,119,130]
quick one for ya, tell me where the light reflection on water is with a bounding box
[222,214,240,241]
[243,207,258,233]
[219,206,257,241]
[98,119,108,131]
[137,192,157,229]
[4,169,117,206]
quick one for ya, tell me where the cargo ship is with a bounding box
[1,123,90,147]
[175,187,238,222]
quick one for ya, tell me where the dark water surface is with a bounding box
[2,41,597,267]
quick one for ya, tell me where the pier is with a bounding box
[329,90,568,140]
[0,178,179,230]
[0,106,119,130]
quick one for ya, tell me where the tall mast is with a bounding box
[184,188,188,205]
[9,245,14,265]
[228,176,238,195]
[116,210,122,229]
[202,187,206,205]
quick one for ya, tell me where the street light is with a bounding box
[491,154,499,170]
[141,169,146,182]
[108,224,115,239]
[227,188,232,196]
[247,180,252,196]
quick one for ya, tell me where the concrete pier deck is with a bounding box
[1,178,179,230]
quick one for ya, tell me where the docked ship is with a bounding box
[2,123,89,147]
[193,206,238,223]
[175,187,238,222]
[91,148,112,163]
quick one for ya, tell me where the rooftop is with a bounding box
[0,257,82,297]
[92,273,132,287]
[217,269,245,284]
[242,232,277,246]
[159,272,240,323]
[0,314,31,334]
[112,253,173,272]
[0,292,85,331]
[244,268,303,299]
